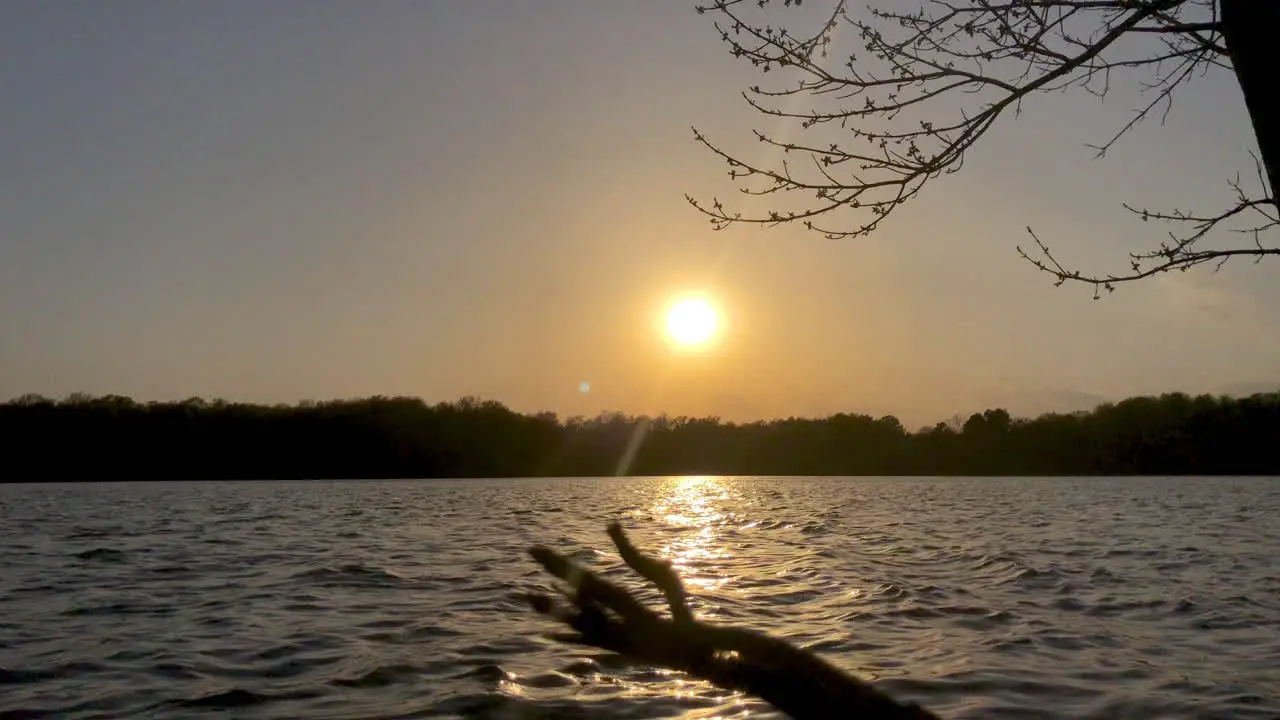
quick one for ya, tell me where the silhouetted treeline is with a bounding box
[2,390,1278,481]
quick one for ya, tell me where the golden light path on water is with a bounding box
[500,476,754,715]
[648,476,738,597]
[641,476,749,715]
[507,475,883,715]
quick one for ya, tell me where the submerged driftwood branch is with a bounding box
[524,523,942,719]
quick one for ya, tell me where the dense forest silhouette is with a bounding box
[2,390,1278,481]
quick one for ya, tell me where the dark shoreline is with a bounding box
[3,390,1278,481]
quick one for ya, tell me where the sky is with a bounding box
[1,1,1277,429]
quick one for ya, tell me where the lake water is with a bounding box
[1,476,1277,719]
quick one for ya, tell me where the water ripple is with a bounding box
[0,476,1277,719]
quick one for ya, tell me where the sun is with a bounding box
[664,296,719,349]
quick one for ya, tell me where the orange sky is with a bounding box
[1,1,1276,429]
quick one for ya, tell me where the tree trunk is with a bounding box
[1220,0,1280,207]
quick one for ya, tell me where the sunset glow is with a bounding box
[2,3,1275,431]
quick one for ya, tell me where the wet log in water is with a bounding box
[524,523,942,719]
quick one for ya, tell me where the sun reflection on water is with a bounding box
[648,476,739,593]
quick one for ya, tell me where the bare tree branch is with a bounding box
[686,0,1279,292]
[525,522,942,719]
[1018,152,1280,297]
